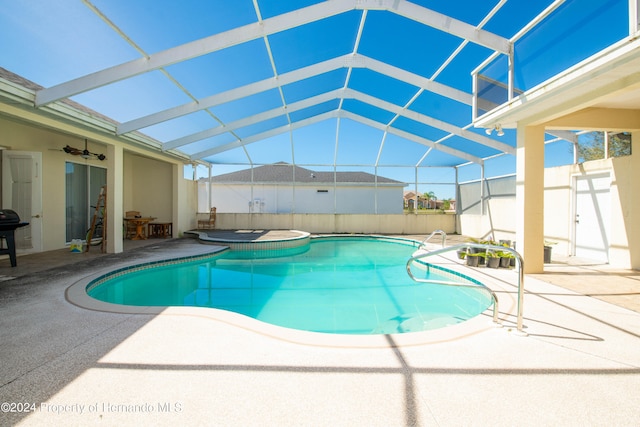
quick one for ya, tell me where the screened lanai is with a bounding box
[1,0,631,198]
[1,0,639,270]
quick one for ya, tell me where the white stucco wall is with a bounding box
[459,142,640,269]
[200,182,404,214]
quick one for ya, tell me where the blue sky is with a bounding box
[0,0,629,198]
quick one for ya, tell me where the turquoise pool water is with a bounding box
[88,238,493,334]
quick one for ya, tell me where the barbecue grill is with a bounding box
[0,209,30,267]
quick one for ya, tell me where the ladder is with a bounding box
[86,186,107,253]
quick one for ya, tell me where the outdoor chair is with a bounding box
[198,207,217,229]
[125,210,141,239]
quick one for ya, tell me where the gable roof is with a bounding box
[209,163,405,186]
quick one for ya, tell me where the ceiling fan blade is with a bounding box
[63,145,82,155]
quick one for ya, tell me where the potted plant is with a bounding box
[466,237,491,265]
[496,250,513,268]
[456,248,467,260]
[486,251,500,268]
[544,240,556,264]
[466,252,480,267]
[476,249,486,265]
[469,245,487,265]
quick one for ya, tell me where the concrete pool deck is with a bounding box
[0,233,639,426]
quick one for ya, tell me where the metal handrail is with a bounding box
[406,254,501,326]
[406,243,526,334]
[418,229,447,249]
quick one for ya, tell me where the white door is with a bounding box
[573,173,610,263]
[2,150,43,253]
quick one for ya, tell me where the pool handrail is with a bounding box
[419,229,447,249]
[406,243,526,334]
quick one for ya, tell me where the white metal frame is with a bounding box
[23,0,620,203]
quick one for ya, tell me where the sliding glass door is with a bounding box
[65,162,106,243]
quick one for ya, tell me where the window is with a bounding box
[576,131,632,162]
[608,132,632,158]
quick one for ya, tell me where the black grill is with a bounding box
[0,209,29,267]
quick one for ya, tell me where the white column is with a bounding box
[172,163,191,236]
[208,164,212,210]
[480,163,485,214]
[106,144,123,254]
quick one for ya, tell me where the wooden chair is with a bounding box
[125,210,140,239]
[198,207,217,229]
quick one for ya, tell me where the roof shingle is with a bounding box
[209,163,405,185]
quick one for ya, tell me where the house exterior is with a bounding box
[403,192,423,210]
[403,191,456,211]
[199,163,406,214]
[0,67,196,255]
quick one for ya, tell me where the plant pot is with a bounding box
[486,257,500,268]
[509,257,516,267]
[499,257,511,268]
[456,250,467,260]
[469,247,486,265]
[466,255,479,267]
[544,246,552,263]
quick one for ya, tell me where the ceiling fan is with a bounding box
[62,139,106,161]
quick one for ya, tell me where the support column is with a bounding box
[208,164,212,211]
[629,130,640,269]
[173,163,192,236]
[515,124,545,273]
[106,144,123,254]
[480,163,485,214]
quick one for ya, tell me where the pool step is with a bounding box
[372,313,463,334]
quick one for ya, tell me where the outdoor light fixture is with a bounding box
[485,124,505,137]
[80,146,91,159]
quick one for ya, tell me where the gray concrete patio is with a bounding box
[0,235,639,426]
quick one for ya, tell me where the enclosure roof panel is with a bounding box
[0,0,628,173]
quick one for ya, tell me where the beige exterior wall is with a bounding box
[124,154,173,221]
[175,164,199,235]
[0,114,196,252]
[211,212,456,235]
[0,116,106,251]
[542,155,640,269]
[542,164,573,257]
[609,135,640,268]
[460,137,640,269]
[458,196,517,243]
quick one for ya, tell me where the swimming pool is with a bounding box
[88,237,493,334]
